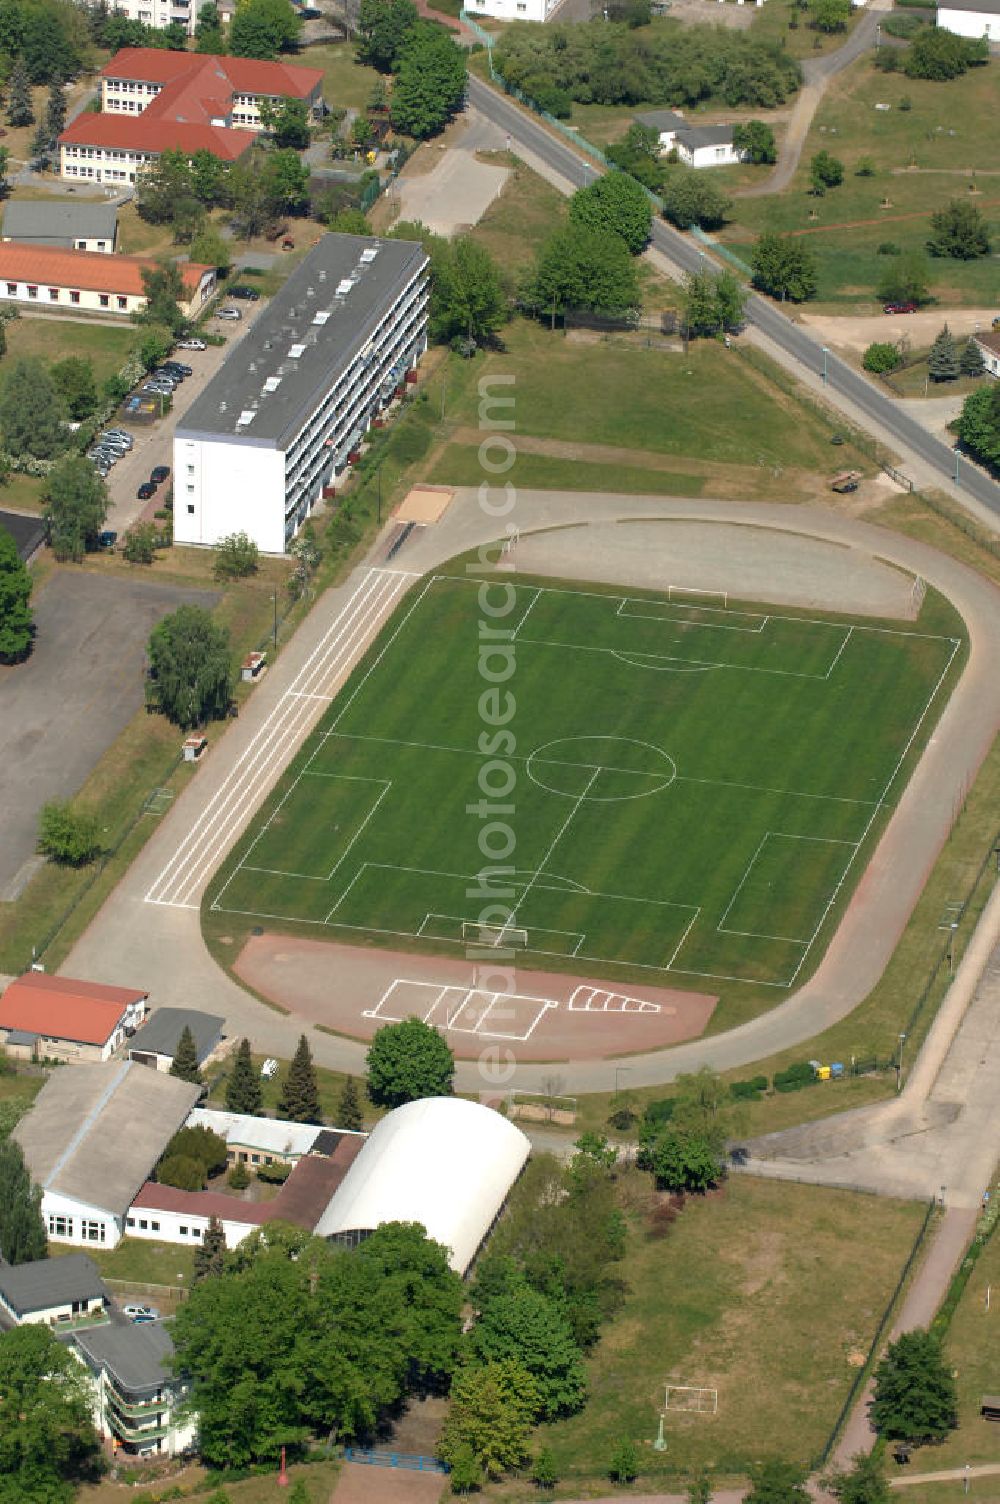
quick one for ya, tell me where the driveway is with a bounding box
[103,301,266,537]
[0,571,217,903]
[800,307,1000,357]
[394,117,509,236]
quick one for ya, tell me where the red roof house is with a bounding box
[0,243,215,318]
[0,973,148,1063]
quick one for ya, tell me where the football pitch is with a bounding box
[208,573,962,992]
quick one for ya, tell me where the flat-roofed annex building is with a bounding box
[174,233,429,553]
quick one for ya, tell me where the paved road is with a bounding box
[738,0,892,199]
[464,74,1000,523]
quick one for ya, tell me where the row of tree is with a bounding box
[356,0,466,140]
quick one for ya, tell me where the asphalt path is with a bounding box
[465,74,1000,522]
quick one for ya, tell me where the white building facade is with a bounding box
[466,0,560,19]
[174,233,429,554]
[937,0,1000,37]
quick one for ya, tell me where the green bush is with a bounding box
[863,341,903,374]
[773,1061,817,1093]
[883,13,923,38]
[643,1097,676,1127]
[730,1075,768,1101]
[256,1160,292,1184]
[228,1161,251,1190]
[877,241,901,256]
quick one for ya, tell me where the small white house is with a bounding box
[635,111,745,168]
[465,0,560,20]
[973,331,1000,376]
[937,0,1000,38]
[0,1254,110,1328]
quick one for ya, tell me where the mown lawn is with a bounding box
[430,444,705,496]
[534,1175,928,1482]
[304,40,381,112]
[723,57,1000,307]
[444,319,861,472]
[4,315,138,385]
[468,152,568,277]
[920,1228,1000,1470]
[51,1237,197,1288]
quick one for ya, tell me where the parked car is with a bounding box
[97,530,117,551]
[883,301,917,315]
[100,431,132,450]
[97,435,128,453]
[217,307,242,321]
[93,462,111,478]
[177,338,206,350]
[149,371,179,388]
[143,382,174,396]
[123,1304,159,1321]
[228,285,260,302]
[137,482,156,500]
[162,361,192,377]
[150,465,170,485]
[104,427,134,443]
[88,449,118,465]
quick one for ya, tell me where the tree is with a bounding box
[37,800,101,865]
[431,236,508,347]
[161,1125,228,1181]
[682,269,746,338]
[927,200,990,260]
[170,1024,203,1085]
[809,0,850,31]
[870,1329,958,1444]
[532,1447,559,1490]
[194,1215,228,1282]
[190,225,233,274]
[337,1074,364,1131]
[0,146,10,200]
[606,122,665,192]
[0,1325,101,1502]
[569,171,652,254]
[264,95,311,149]
[278,1033,322,1123]
[609,1439,639,1484]
[6,59,33,127]
[0,357,66,459]
[0,1136,46,1264]
[157,1153,206,1191]
[661,171,730,231]
[639,1127,724,1192]
[959,338,984,378]
[863,341,902,375]
[732,120,777,165]
[471,1274,587,1419]
[438,1361,541,1480]
[532,223,639,325]
[751,233,817,302]
[41,76,66,150]
[957,383,1000,470]
[137,261,188,333]
[226,1038,264,1114]
[0,524,33,663]
[876,250,930,308]
[139,328,175,372]
[357,1221,464,1385]
[904,27,987,81]
[229,0,302,59]
[213,530,260,580]
[928,325,959,384]
[809,149,844,195]
[688,1473,713,1504]
[391,22,467,140]
[42,457,107,560]
[148,604,233,727]
[366,1016,455,1107]
[196,1,224,51]
[266,148,310,214]
[743,1459,810,1504]
[122,523,159,565]
[356,0,418,71]
[827,1451,890,1504]
[51,356,98,421]
[671,1066,734,1152]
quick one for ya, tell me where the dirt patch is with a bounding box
[234,935,717,1063]
[329,1465,446,1504]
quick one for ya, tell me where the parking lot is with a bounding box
[0,571,218,902]
[102,299,266,536]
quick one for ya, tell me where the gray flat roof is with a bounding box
[2,200,118,243]
[677,125,734,150]
[75,1319,175,1392]
[636,109,687,131]
[177,232,427,449]
[13,1061,201,1217]
[0,510,46,561]
[939,0,1000,12]
[0,1253,108,1315]
[128,1007,224,1064]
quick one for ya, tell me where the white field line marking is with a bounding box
[716,831,859,940]
[477,993,557,1043]
[512,769,599,921]
[150,567,398,904]
[511,587,542,640]
[617,597,769,634]
[239,772,390,884]
[782,633,963,988]
[521,634,845,682]
[432,571,960,646]
[287,692,335,702]
[151,569,414,907]
[319,574,439,742]
[666,906,702,970]
[823,626,854,680]
[197,585,412,912]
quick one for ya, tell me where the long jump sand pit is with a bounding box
[234,936,717,1062]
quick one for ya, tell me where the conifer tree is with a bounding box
[225,1037,263,1115]
[0,1138,47,1264]
[170,1025,202,1085]
[193,1215,227,1282]
[928,324,959,383]
[959,338,984,378]
[337,1075,364,1132]
[7,60,33,128]
[277,1034,322,1124]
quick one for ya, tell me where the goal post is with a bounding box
[461,919,528,949]
[664,1385,718,1415]
[666,585,728,610]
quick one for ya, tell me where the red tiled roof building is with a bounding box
[58,48,324,185]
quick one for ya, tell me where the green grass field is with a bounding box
[208,572,960,995]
